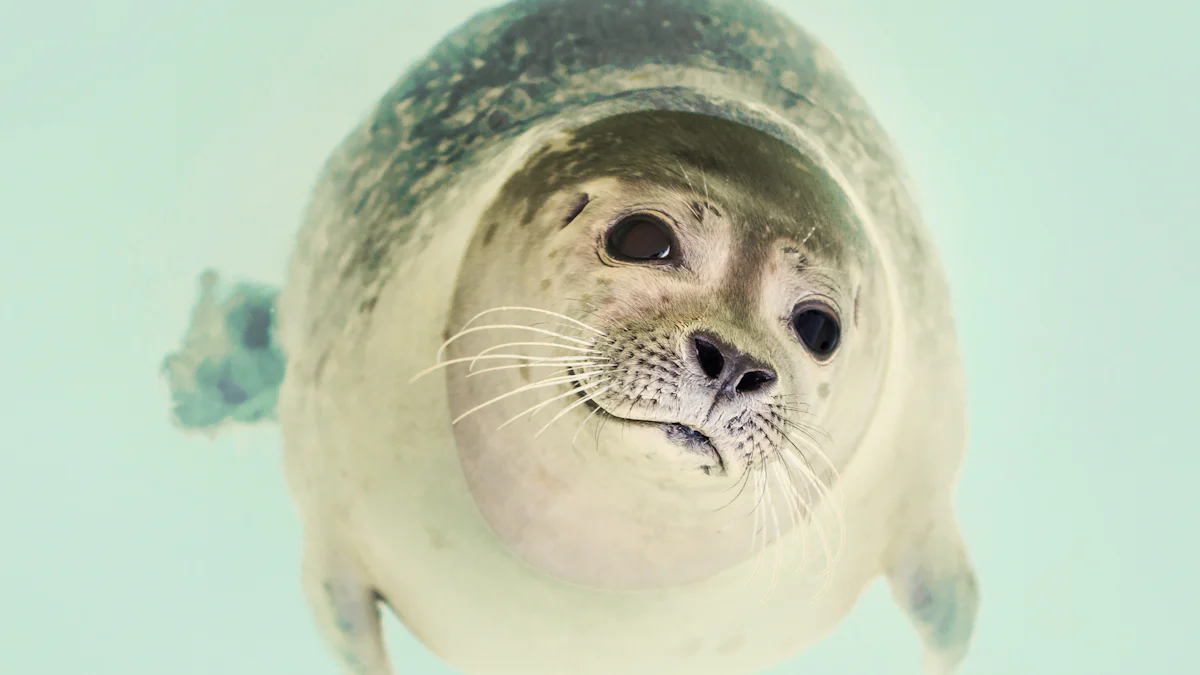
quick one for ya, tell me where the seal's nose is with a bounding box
[689,333,777,398]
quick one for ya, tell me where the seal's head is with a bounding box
[441,110,892,591]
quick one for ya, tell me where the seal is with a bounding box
[161,1,979,673]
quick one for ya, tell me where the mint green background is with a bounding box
[2,1,1195,673]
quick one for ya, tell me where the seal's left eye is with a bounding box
[606,214,675,261]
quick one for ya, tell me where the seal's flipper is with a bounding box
[302,536,393,675]
[160,270,285,435]
[886,505,980,675]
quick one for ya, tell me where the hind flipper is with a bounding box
[302,535,394,675]
[886,503,980,674]
[160,269,285,435]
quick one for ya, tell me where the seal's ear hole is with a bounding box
[561,193,590,228]
[605,212,677,262]
[791,305,841,360]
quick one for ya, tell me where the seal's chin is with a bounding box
[572,383,726,475]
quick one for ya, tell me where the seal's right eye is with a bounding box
[606,213,676,262]
[791,305,841,360]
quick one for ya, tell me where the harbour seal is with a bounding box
[161,0,979,673]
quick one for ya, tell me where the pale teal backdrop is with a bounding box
[2,0,1196,673]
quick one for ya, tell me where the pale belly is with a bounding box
[343,424,888,675]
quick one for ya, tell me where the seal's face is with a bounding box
[444,111,891,591]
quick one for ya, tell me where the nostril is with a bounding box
[694,337,725,379]
[735,370,776,393]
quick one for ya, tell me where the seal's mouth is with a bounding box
[568,370,726,475]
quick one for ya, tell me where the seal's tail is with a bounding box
[160,269,285,436]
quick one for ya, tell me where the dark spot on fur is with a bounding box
[486,109,511,132]
[241,305,272,350]
[854,289,862,324]
[540,278,551,290]
[818,382,830,399]
[359,296,378,313]
[481,221,499,247]
[352,192,370,216]
[563,193,590,228]
[217,374,248,405]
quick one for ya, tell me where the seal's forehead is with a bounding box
[506,110,868,263]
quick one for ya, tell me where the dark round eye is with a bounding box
[605,213,675,261]
[792,307,840,358]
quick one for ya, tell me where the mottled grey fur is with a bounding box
[290,0,930,347]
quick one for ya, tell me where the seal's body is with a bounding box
[163,1,979,673]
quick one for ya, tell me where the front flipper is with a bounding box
[886,505,980,674]
[160,270,285,435]
[302,536,394,675]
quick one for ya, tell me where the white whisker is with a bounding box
[466,361,611,378]
[763,462,784,602]
[468,340,601,370]
[496,379,609,431]
[451,370,609,425]
[536,384,612,437]
[409,353,592,383]
[748,463,769,584]
[774,453,811,575]
[437,324,595,362]
[457,306,607,336]
[778,448,845,575]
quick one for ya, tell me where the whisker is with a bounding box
[527,320,618,346]
[772,417,845,513]
[451,370,609,425]
[497,379,609,431]
[437,324,595,362]
[761,415,840,511]
[536,384,612,437]
[763,459,785,602]
[571,404,603,450]
[474,340,600,357]
[756,415,845,590]
[769,447,811,578]
[456,306,607,336]
[453,367,614,425]
[409,353,592,383]
[716,455,757,509]
[771,445,844,565]
[774,414,835,447]
[466,361,611,378]
[775,452,841,591]
[748,462,770,584]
